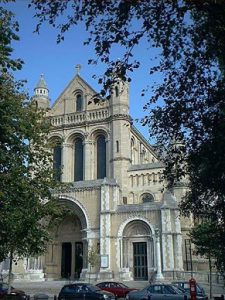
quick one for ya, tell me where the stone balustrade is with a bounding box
[50,108,109,126]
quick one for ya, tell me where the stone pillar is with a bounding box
[174,210,184,270]
[61,142,73,182]
[100,179,111,269]
[161,205,175,271]
[105,136,110,178]
[99,179,113,279]
[155,229,164,280]
[84,138,92,180]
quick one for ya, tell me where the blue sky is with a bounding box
[6,0,162,140]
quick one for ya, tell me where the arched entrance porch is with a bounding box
[45,197,89,280]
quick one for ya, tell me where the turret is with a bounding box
[109,78,131,199]
[32,74,50,109]
[110,79,129,115]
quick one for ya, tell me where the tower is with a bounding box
[109,79,131,199]
[32,74,50,109]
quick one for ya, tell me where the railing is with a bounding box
[50,108,109,126]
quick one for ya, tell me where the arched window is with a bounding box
[141,193,154,203]
[97,135,106,179]
[131,138,135,164]
[53,144,62,181]
[74,137,84,181]
[76,94,83,112]
[116,140,119,153]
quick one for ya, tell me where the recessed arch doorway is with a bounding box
[122,219,154,280]
[45,198,88,280]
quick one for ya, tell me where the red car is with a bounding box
[96,282,138,299]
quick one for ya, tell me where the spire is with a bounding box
[36,74,48,89]
[33,74,50,109]
[34,74,49,98]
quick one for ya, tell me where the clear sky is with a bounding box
[5,0,162,140]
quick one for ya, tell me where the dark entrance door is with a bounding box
[133,242,148,280]
[61,242,72,278]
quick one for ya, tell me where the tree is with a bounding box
[189,222,224,299]
[88,245,100,282]
[0,6,61,288]
[30,0,225,273]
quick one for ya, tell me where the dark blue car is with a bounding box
[58,283,115,300]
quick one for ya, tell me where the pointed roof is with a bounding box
[35,74,48,90]
[51,73,102,110]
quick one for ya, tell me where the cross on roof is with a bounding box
[76,64,81,75]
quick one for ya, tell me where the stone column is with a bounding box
[84,138,92,180]
[100,180,111,268]
[161,205,175,271]
[61,142,73,182]
[105,136,110,178]
[174,210,184,270]
[155,229,164,280]
[99,179,113,278]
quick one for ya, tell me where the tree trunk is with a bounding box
[7,250,13,294]
[209,254,212,300]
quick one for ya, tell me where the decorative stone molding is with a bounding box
[110,157,131,162]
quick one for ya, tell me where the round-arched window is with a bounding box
[76,94,83,112]
[141,193,154,203]
[97,135,106,179]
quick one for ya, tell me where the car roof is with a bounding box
[97,281,120,284]
[63,283,93,287]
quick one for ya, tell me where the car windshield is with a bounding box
[89,285,101,292]
[171,285,185,295]
[118,283,128,288]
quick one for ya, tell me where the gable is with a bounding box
[50,75,108,116]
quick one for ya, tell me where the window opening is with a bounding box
[53,144,62,181]
[116,140,119,153]
[97,135,106,179]
[74,137,84,181]
[76,94,83,111]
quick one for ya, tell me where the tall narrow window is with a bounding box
[115,86,119,97]
[116,140,119,153]
[76,94,83,112]
[97,135,106,179]
[53,144,62,181]
[74,137,84,181]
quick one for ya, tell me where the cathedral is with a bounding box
[1,70,191,282]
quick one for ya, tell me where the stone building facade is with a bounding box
[0,72,191,281]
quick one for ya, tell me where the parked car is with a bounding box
[172,281,208,300]
[126,283,188,300]
[96,282,138,299]
[0,282,27,300]
[58,283,115,300]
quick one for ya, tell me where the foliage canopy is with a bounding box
[0,5,61,270]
